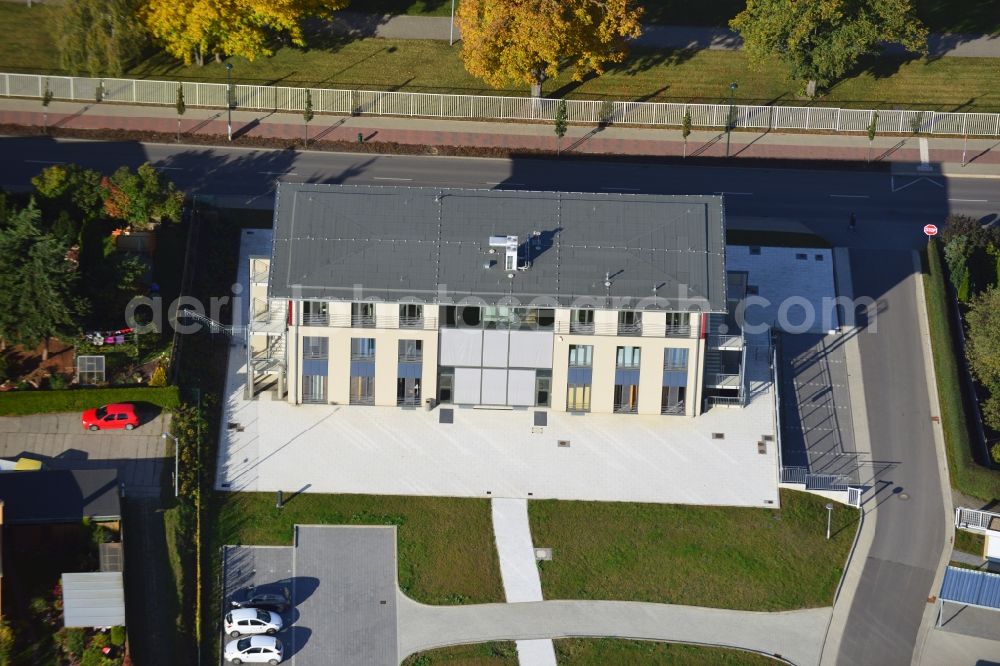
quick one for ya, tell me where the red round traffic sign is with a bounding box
[924,224,939,237]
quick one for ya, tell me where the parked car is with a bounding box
[81,403,139,431]
[224,635,283,665]
[224,608,283,637]
[230,587,291,614]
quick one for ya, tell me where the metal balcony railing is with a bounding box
[663,362,688,371]
[616,360,641,369]
[398,352,422,362]
[250,257,270,284]
[569,321,595,334]
[301,313,330,326]
[399,317,424,328]
[617,321,643,336]
[661,401,685,415]
[397,396,422,406]
[664,324,692,337]
[567,360,593,368]
[613,402,638,414]
[566,402,591,412]
[351,315,376,328]
[350,351,375,361]
[349,395,375,406]
[302,350,327,360]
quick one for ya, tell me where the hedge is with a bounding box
[923,239,1000,501]
[0,386,180,416]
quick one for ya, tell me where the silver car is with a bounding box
[224,608,283,637]
[224,635,284,664]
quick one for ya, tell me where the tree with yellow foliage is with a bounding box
[457,0,642,96]
[143,0,348,66]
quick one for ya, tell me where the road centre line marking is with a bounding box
[829,194,870,199]
[948,198,988,203]
[714,191,753,196]
[372,176,413,181]
[25,159,64,164]
[258,171,297,175]
[600,186,640,191]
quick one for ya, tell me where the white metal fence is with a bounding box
[956,507,1000,532]
[3,71,999,137]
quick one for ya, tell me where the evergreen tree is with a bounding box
[53,0,147,77]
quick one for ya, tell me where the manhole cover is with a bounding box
[898,492,910,501]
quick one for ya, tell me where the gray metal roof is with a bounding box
[0,469,120,524]
[940,566,1000,611]
[62,572,125,628]
[269,184,727,312]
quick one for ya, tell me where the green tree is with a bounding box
[41,78,54,132]
[31,164,105,245]
[867,110,878,163]
[553,99,568,153]
[102,163,184,230]
[0,621,14,665]
[53,0,147,77]
[966,285,1000,390]
[303,89,314,147]
[682,108,692,158]
[0,203,83,359]
[730,0,927,94]
[176,84,186,143]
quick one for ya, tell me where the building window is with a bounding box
[664,312,690,336]
[302,301,328,326]
[614,383,639,413]
[661,386,686,415]
[616,346,641,368]
[442,305,481,328]
[618,311,642,336]
[351,302,375,327]
[302,375,327,404]
[302,336,328,359]
[400,303,423,328]
[397,377,421,406]
[663,348,688,371]
[351,338,375,359]
[349,376,375,405]
[566,384,591,412]
[568,345,593,367]
[535,369,551,407]
[438,368,454,403]
[570,309,595,334]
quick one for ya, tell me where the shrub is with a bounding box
[48,373,69,390]
[0,354,8,383]
[990,442,1000,465]
[148,365,167,387]
[56,627,87,660]
[0,621,14,664]
[110,626,125,647]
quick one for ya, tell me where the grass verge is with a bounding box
[954,529,986,555]
[208,492,504,605]
[554,639,779,665]
[922,239,1000,501]
[0,386,180,416]
[530,489,857,611]
[2,5,999,111]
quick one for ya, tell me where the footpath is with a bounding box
[2,97,1000,170]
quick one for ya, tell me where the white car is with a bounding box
[224,635,284,664]
[224,607,283,637]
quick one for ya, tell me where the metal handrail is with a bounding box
[613,403,638,414]
[617,322,643,336]
[351,316,376,328]
[301,313,329,326]
[398,353,423,362]
[399,317,424,328]
[569,322,595,334]
[661,402,685,415]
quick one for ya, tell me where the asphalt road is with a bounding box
[1,136,989,663]
[840,250,945,666]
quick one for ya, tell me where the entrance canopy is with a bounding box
[939,566,1000,615]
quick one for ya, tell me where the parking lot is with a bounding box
[221,526,398,666]
[0,410,170,497]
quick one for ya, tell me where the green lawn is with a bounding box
[530,489,857,611]
[923,240,1000,501]
[954,529,986,555]
[209,492,504,604]
[2,4,999,111]
[555,639,779,665]
[0,386,180,416]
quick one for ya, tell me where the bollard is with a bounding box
[357,132,364,144]
[276,490,283,509]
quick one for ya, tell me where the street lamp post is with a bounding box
[449,0,456,46]
[162,432,179,497]
[225,62,234,142]
[825,502,834,540]
[725,81,738,158]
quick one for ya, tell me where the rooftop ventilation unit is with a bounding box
[489,235,519,272]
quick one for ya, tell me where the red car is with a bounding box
[81,403,139,431]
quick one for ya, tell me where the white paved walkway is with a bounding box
[492,498,557,666]
[397,596,831,666]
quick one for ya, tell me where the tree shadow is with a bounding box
[607,47,700,77]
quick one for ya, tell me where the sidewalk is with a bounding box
[329,11,1000,58]
[3,98,1000,168]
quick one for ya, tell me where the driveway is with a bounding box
[0,410,170,497]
